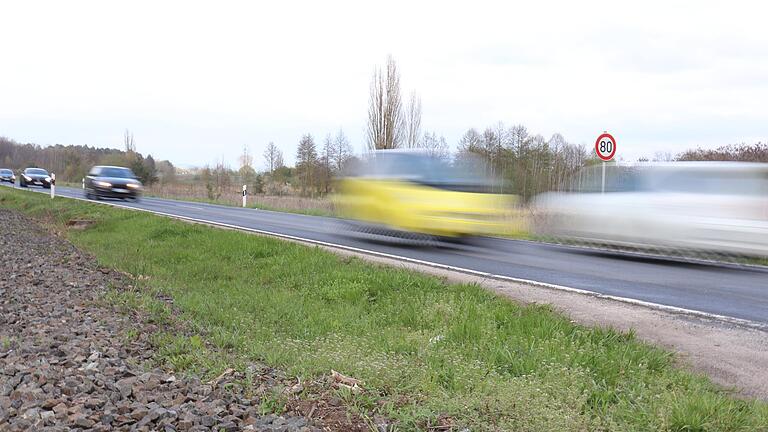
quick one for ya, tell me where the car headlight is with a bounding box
[126,183,142,189]
[23,174,31,181]
[45,176,51,182]
[94,181,112,188]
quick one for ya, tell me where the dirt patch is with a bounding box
[65,218,96,230]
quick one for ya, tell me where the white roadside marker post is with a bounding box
[51,173,56,199]
[82,177,85,190]
[242,184,247,208]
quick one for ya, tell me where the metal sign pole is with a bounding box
[601,161,606,194]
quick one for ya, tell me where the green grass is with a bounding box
[2,188,767,431]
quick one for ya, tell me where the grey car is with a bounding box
[84,165,143,200]
[19,168,51,188]
[0,168,15,183]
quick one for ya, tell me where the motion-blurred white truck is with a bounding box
[533,162,768,258]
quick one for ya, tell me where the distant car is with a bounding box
[19,168,52,188]
[84,165,143,201]
[0,169,15,183]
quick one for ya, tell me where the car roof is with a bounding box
[609,161,768,172]
[93,165,131,169]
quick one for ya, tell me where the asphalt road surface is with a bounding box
[4,182,768,325]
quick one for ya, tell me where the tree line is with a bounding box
[0,131,170,186]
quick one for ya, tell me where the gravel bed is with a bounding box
[0,208,320,431]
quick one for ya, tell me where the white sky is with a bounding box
[1,0,766,168]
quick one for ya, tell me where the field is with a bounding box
[1,187,766,431]
[147,182,335,217]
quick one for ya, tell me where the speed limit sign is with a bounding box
[595,132,617,161]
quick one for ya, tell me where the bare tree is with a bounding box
[366,55,404,150]
[124,129,135,153]
[320,134,334,193]
[404,91,422,148]
[238,144,253,170]
[421,131,449,160]
[332,129,353,172]
[457,128,483,153]
[263,142,283,173]
[238,145,256,184]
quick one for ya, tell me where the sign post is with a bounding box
[594,132,617,193]
[50,173,56,199]
[242,184,247,208]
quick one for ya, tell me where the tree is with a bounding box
[263,142,283,173]
[458,128,483,154]
[295,134,318,195]
[124,129,136,153]
[238,144,256,185]
[319,134,334,193]
[156,160,176,183]
[404,91,422,149]
[331,129,353,173]
[676,142,768,162]
[421,132,449,160]
[366,55,404,150]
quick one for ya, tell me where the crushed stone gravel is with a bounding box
[0,208,322,431]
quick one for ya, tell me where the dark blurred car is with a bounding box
[0,168,15,183]
[19,168,51,188]
[84,165,143,201]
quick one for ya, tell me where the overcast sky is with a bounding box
[1,0,766,168]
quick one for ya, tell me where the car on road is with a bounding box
[335,149,519,240]
[84,165,143,201]
[532,162,768,258]
[0,168,15,183]
[19,167,52,188]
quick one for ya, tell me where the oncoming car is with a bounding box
[335,149,518,240]
[0,168,15,183]
[84,165,143,201]
[19,167,52,188]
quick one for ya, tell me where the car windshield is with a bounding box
[351,152,498,192]
[100,167,135,178]
[0,169,12,175]
[27,168,48,175]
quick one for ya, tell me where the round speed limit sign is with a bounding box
[595,133,617,161]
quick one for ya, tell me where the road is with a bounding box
[4,182,768,326]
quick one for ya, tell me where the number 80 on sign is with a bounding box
[595,133,617,161]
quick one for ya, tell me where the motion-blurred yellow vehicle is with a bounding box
[335,150,520,239]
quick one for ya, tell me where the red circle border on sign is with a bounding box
[595,133,617,161]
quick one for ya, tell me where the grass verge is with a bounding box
[2,187,767,431]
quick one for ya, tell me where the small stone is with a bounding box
[52,402,68,415]
[74,415,96,428]
[41,398,60,410]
